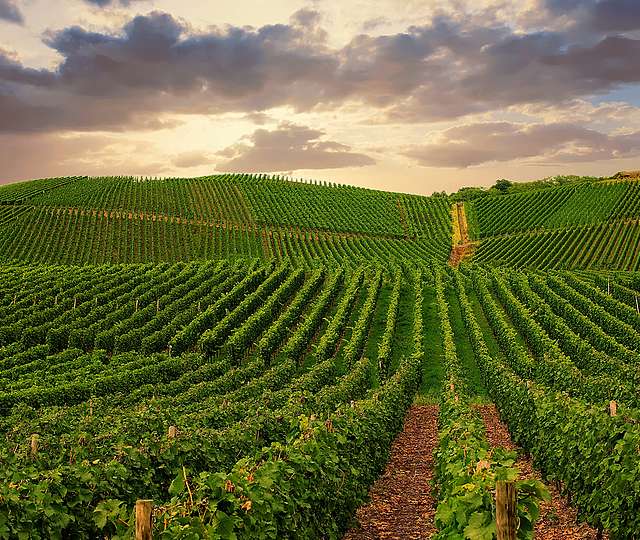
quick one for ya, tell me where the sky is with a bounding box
[2,0,640,195]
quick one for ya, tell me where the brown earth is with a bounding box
[343,405,439,539]
[475,404,607,540]
[450,202,476,266]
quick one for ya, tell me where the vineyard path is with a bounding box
[475,404,606,540]
[449,202,476,266]
[343,405,439,539]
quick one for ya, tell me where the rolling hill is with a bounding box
[0,173,639,539]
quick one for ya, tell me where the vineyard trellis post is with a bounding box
[495,481,517,540]
[135,499,153,540]
[30,434,38,459]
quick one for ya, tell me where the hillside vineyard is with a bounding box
[0,175,639,539]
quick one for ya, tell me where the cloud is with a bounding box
[42,9,334,103]
[216,122,375,172]
[514,99,640,126]
[544,0,640,32]
[171,151,212,169]
[244,112,273,125]
[2,6,640,136]
[404,122,640,167]
[83,0,143,6]
[361,17,389,32]
[0,50,56,85]
[0,0,23,24]
[0,10,339,133]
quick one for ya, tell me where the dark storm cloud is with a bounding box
[404,122,640,167]
[0,0,23,24]
[3,7,640,133]
[216,123,375,172]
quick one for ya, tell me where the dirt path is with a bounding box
[343,405,439,539]
[475,404,606,540]
[450,202,476,266]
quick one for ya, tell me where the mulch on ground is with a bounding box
[475,403,606,540]
[343,404,439,540]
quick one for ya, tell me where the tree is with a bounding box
[493,179,513,193]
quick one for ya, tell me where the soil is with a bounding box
[450,202,476,267]
[475,403,607,540]
[343,405,439,539]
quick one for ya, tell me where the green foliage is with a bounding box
[0,175,452,266]
[433,268,548,539]
[470,179,640,271]
[3,169,640,540]
[493,179,513,193]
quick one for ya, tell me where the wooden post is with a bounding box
[156,299,160,312]
[30,434,39,458]
[609,400,617,417]
[168,425,177,439]
[135,499,153,540]
[636,296,639,315]
[135,299,139,312]
[607,278,610,295]
[73,296,77,309]
[495,481,517,540]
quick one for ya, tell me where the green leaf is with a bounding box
[463,512,496,540]
[168,471,186,496]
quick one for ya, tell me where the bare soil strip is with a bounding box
[475,404,606,540]
[450,202,476,266]
[343,405,439,539]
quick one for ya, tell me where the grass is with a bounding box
[363,276,392,389]
[419,282,444,398]
[388,282,415,376]
[414,393,440,405]
[330,277,369,375]
[445,285,488,398]
[467,286,507,363]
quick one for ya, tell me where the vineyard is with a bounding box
[0,174,639,538]
[469,179,640,269]
[0,175,452,266]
